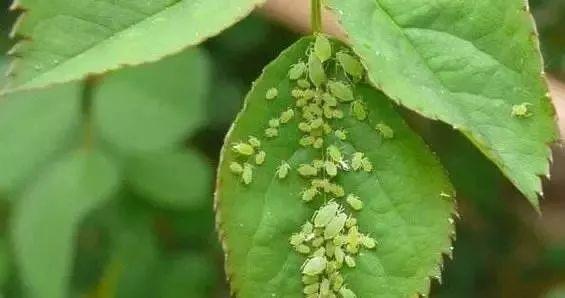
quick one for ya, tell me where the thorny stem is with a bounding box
[81,76,99,150]
[311,0,322,33]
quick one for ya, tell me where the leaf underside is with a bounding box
[328,0,559,209]
[215,38,455,297]
[6,0,263,92]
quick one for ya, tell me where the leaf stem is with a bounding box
[311,0,322,33]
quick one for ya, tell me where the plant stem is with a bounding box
[311,0,322,33]
[81,76,99,150]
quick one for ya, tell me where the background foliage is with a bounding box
[0,0,564,297]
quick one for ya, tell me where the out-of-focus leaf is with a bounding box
[126,149,212,210]
[0,84,80,194]
[94,48,210,153]
[12,150,119,298]
[157,254,217,298]
[0,238,9,288]
[6,0,265,92]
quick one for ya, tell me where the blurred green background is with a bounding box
[0,1,564,297]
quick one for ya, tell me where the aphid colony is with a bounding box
[230,35,394,297]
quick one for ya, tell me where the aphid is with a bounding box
[292,88,305,98]
[298,122,312,132]
[296,98,308,107]
[302,275,319,285]
[339,286,357,298]
[269,118,280,128]
[511,102,533,118]
[375,123,394,139]
[297,79,311,89]
[332,109,344,119]
[322,123,333,134]
[334,246,345,265]
[325,161,338,177]
[312,237,325,247]
[335,129,347,140]
[329,184,345,198]
[290,233,305,246]
[322,93,338,106]
[265,87,278,100]
[351,152,364,171]
[275,161,291,180]
[331,274,344,292]
[346,226,361,254]
[314,202,340,227]
[313,138,324,149]
[265,127,279,138]
[229,162,244,174]
[325,241,336,257]
[351,100,367,121]
[344,255,356,268]
[345,217,357,228]
[312,159,325,169]
[248,136,261,148]
[361,235,377,249]
[302,256,327,276]
[296,244,311,254]
[279,109,295,124]
[327,80,354,102]
[337,52,364,79]
[325,261,338,274]
[319,278,331,296]
[361,157,373,172]
[299,136,315,147]
[327,145,343,163]
[346,194,364,211]
[303,89,317,100]
[324,213,348,239]
[333,235,347,247]
[302,187,319,202]
[232,142,255,156]
[302,221,314,234]
[255,151,266,165]
[298,164,319,177]
[313,247,326,257]
[314,34,332,62]
[242,163,253,185]
[310,118,324,129]
[288,62,307,80]
[303,283,320,295]
[308,52,327,87]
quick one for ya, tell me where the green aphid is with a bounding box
[269,118,280,128]
[323,105,335,119]
[303,89,317,100]
[302,256,327,276]
[312,159,325,169]
[296,244,311,255]
[290,233,305,246]
[339,286,357,298]
[302,275,319,285]
[242,163,253,185]
[302,187,319,202]
[346,194,364,211]
[296,98,308,108]
[232,142,255,156]
[325,260,338,274]
[337,52,364,78]
[331,274,344,292]
[375,123,395,139]
[312,237,325,247]
[314,202,340,227]
[298,164,319,177]
[329,184,345,198]
[303,283,320,295]
[302,221,314,234]
[314,34,332,62]
[319,278,331,296]
[333,109,344,119]
[265,87,279,100]
[334,246,345,265]
[299,122,312,132]
[255,151,266,165]
[265,127,279,138]
[325,241,336,257]
[346,226,361,253]
[511,102,533,118]
[229,162,244,174]
[335,129,348,140]
[327,80,354,102]
[289,62,307,80]
[325,161,338,177]
[327,145,343,163]
[310,118,324,129]
[344,255,356,268]
[333,235,347,247]
[311,179,331,192]
[280,108,295,124]
[300,136,315,147]
[322,123,333,134]
[248,136,261,148]
[313,138,324,149]
[351,100,367,121]
[361,235,377,249]
[292,88,305,98]
[322,93,338,106]
[308,52,327,87]
[361,157,373,172]
[345,217,357,228]
[324,213,348,239]
[351,152,364,171]
[297,79,311,89]
[313,247,326,257]
[276,161,291,179]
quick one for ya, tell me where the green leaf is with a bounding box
[328,0,558,209]
[6,0,264,92]
[0,238,10,288]
[0,84,80,194]
[215,38,455,297]
[126,149,212,210]
[94,48,210,152]
[11,150,119,298]
[156,254,217,298]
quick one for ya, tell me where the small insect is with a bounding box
[335,129,348,140]
[265,87,278,100]
[303,89,316,100]
[242,163,253,185]
[298,122,312,133]
[339,286,357,298]
[314,34,332,62]
[288,62,307,80]
[299,136,315,147]
[375,123,394,139]
[265,127,279,138]
[297,79,311,89]
[324,160,338,177]
[322,93,338,107]
[332,109,344,119]
[329,184,345,197]
[346,226,361,254]
[344,255,356,268]
[292,88,305,98]
[255,151,266,165]
[301,221,314,234]
[301,187,319,202]
[345,217,357,228]
[327,80,354,102]
[351,152,364,171]
[334,246,345,265]
[319,278,331,296]
[327,145,343,163]
[296,98,308,107]
[313,247,326,257]
[325,260,337,273]
[313,138,324,149]
[232,142,255,156]
[268,118,280,128]
[511,102,533,118]
[312,159,325,169]
[308,52,327,87]
[346,194,364,211]
[303,283,320,295]
[333,235,347,247]
[298,164,319,177]
[276,161,291,179]
[351,100,367,121]
[325,241,335,257]
[361,157,373,172]
[324,213,348,239]
[337,51,364,79]
[361,235,377,249]
[322,123,332,134]
[314,202,340,227]
[302,275,319,285]
[280,108,295,123]
[331,274,344,292]
[248,136,261,148]
[295,244,311,255]
[312,237,325,247]
[302,256,327,276]
[310,118,324,129]
[229,162,244,174]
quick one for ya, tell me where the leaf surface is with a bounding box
[215,38,455,297]
[328,0,558,208]
[6,0,263,91]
